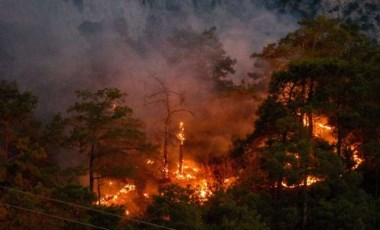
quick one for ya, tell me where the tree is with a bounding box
[143,184,205,230]
[0,80,37,161]
[250,16,370,92]
[65,88,149,194]
[231,17,378,229]
[204,191,269,230]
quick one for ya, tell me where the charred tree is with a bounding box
[145,76,193,181]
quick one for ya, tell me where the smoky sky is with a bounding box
[0,0,299,166]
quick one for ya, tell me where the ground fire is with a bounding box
[95,121,235,215]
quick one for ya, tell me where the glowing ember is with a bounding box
[303,116,309,127]
[143,193,149,198]
[176,121,185,145]
[197,179,213,201]
[306,176,321,185]
[350,145,364,169]
[281,175,321,188]
[302,115,363,170]
[100,182,136,205]
[317,122,332,130]
[177,121,186,175]
[146,159,154,164]
[172,161,214,202]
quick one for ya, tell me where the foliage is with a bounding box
[64,87,152,192]
[232,16,380,229]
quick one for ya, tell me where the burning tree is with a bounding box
[145,76,193,181]
[64,88,150,195]
[176,121,185,175]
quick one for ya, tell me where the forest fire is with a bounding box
[97,160,219,213]
[173,160,213,201]
[279,114,365,190]
[96,121,229,212]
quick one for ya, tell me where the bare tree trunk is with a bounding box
[178,143,183,174]
[89,144,96,192]
[302,177,308,229]
[163,117,170,180]
[307,79,314,137]
[337,123,342,157]
[307,112,313,137]
[1,119,10,161]
[97,176,102,205]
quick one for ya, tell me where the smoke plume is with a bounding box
[0,0,299,166]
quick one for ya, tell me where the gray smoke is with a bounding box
[0,0,299,166]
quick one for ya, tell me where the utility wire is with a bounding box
[0,202,110,230]
[0,185,176,230]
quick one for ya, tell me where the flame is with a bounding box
[302,115,363,169]
[172,161,214,202]
[350,145,364,169]
[99,181,136,205]
[317,122,332,130]
[97,120,235,211]
[281,176,321,188]
[176,121,185,144]
[146,159,154,165]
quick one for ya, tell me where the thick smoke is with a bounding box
[0,0,298,167]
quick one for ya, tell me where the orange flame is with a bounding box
[176,121,185,145]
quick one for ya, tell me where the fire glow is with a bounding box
[281,176,322,189]
[304,114,364,169]
[99,181,136,205]
[282,114,365,189]
[96,121,235,214]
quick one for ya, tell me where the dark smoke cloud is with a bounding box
[0,0,299,166]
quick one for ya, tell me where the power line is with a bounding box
[1,202,110,230]
[0,185,176,230]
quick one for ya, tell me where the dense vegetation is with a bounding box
[1,17,379,229]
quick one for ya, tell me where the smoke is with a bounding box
[0,0,299,166]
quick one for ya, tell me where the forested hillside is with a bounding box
[1,15,379,229]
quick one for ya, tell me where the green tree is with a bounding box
[250,16,369,92]
[64,88,150,193]
[231,17,378,229]
[0,80,37,161]
[204,191,269,230]
[143,184,205,230]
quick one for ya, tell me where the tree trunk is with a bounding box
[302,177,308,229]
[336,123,342,157]
[307,112,313,137]
[97,176,102,205]
[1,119,10,161]
[178,143,184,174]
[307,79,314,137]
[163,118,170,180]
[89,144,96,192]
